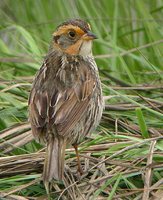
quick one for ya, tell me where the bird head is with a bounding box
[52,19,97,56]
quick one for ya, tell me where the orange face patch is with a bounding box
[53,24,86,55]
[53,25,85,37]
[64,39,83,55]
[52,24,93,55]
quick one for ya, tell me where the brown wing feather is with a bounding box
[52,64,95,136]
[54,90,90,135]
[29,57,95,140]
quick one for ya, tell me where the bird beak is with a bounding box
[82,31,97,41]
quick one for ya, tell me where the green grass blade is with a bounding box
[136,108,149,138]
[107,174,122,200]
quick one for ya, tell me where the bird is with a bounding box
[28,19,103,191]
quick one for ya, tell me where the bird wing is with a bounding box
[29,59,96,140]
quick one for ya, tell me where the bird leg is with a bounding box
[73,144,83,175]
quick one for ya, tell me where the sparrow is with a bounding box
[28,19,103,191]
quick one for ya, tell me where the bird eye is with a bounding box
[68,30,76,38]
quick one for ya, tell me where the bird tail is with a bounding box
[43,137,66,192]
